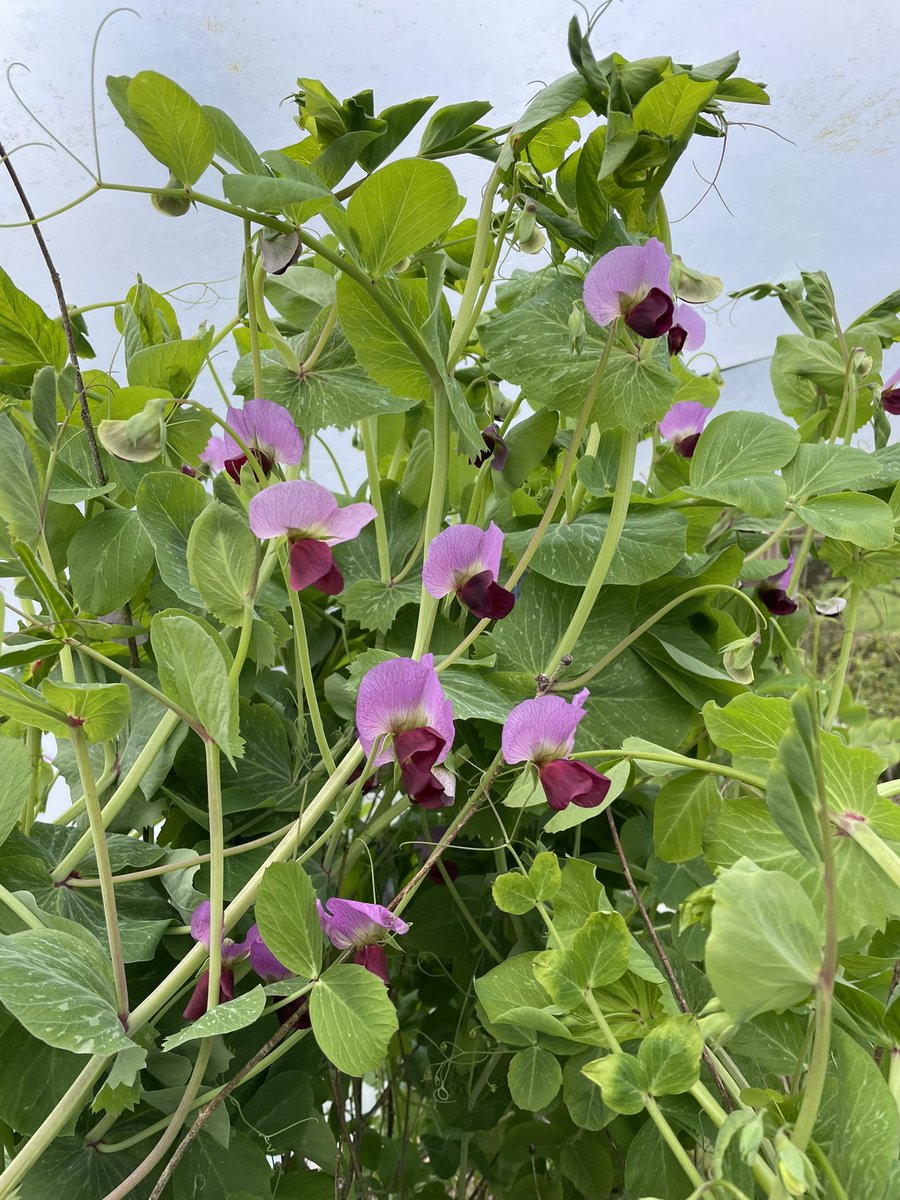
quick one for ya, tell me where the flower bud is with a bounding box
[775,1134,815,1196]
[568,300,586,356]
[722,633,759,685]
[98,397,169,462]
[669,254,723,303]
[514,161,544,188]
[739,1115,765,1164]
[150,174,191,217]
[515,201,537,248]
[851,346,873,376]
[679,883,714,930]
[518,228,546,255]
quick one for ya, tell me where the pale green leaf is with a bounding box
[126,71,215,185]
[67,509,154,614]
[136,470,209,606]
[508,1046,562,1111]
[186,501,258,625]
[309,963,398,1075]
[162,986,266,1050]
[255,861,322,979]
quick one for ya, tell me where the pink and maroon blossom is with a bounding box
[317,897,409,950]
[502,688,610,812]
[583,238,674,339]
[354,944,390,985]
[422,522,515,621]
[355,655,455,807]
[882,367,900,415]
[183,901,251,1021]
[244,923,292,983]
[758,554,798,616]
[659,401,712,458]
[472,424,509,470]
[201,398,303,482]
[667,303,707,356]
[249,479,376,595]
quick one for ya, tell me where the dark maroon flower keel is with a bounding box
[183,968,235,1021]
[882,387,900,415]
[758,587,798,616]
[458,569,516,620]
[625,287,674,339]
[538,759,611,811]
[394,726,450,808]
[289,538,345,594]
[355,944,390,985]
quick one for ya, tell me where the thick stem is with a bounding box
[0,883,45,929]
[24,727,41,833]
[71,728,129,1017]
[845,817,900,889]
[823,583,859,729]
[446,166,502,369]
[204,742,224,1011]
[243,220,264,397]
[546,428,638,671]
[411,386,451,658]
[361,418,391,584]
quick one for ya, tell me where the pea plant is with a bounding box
[0,11,898,1200]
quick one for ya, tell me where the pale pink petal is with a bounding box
[502,688,590,765]
[248,480,338,540]
[190,901,211,948]
[672,303,706,351]
[200,435,229,471]
[242,398,304,464]
[356,654,455,767]
[323,501,378,544]
[422,523,501,598]
[659,401,712,443]
[583,239,671,327]
[884,366,900,391]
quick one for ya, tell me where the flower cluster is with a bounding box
[182,901,290,1020]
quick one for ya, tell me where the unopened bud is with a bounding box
[775,1134,814,1196]
[722,633,759,685]
[151,174,191,217]
[515,161,544,187]
[670,255,723,303]
[515,201,537,248]
[679,883,714,930]
[392,256,411,273]
[568,300,586,356]
[518,228,546,255]
[738,1115,765,1164]
[851,346,873,376]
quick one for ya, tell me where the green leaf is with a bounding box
[633,74,718,141]
[823,1030,900,1200]
[201,105,265,174]
[40,681,131,744]
[0,740,30,849]
[0,414,41,542]
[309,962,398,1075]
[792,492,895,549]
[18,1138,154,1200]
[511,74,586,147]
[265,264,336,329]
[340,576,421,633]
[563,1050,611,1130]
[67,509,154,614]
[420,100,492,155]
[233,321,416,432]
[151,613,242,758]
[782,443,886,498]
[346,158,462,275]
[222,171,332,212]
[172,1131,274,1200]
[506,508,687,587]
[497,409,559,492]
[0,929,135,1054]
[126,333,212,396]
[508,1046,562,1111]
[534,911,630,1009]
[136,470,209,606]
[336,274,432,402]
[186,501,258,625]
[0,676,72,737]
[653,772,720,863]
[126,71,215,185]
[255,861,322,979]
[582,1052,648,1115]
[637,1015,703,1095]
[493,871,539,915]
[706,858,822,1022]
[0,265,66,369]
[359,95,437,171]
[0,1010,84,1136]
[162,985,266,1050]
[689,411,800,516]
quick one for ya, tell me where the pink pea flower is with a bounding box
[758,553,798,616]
[317,897,408,987]
[355,655,455,808]
[472,424,509,471]
[882,367,900,415]
[422,522,515,621]
[244,923,292,983]
[667,303,707,357]
[502,688,611,811]
[659,401,712,459]
[201,398,304,483]
[583,238,674,339]
[183,901,250,1021]
[249,479,376,595]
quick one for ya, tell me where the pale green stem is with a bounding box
[24,726,41,832]
[52,710,181,881]
[243,219,264,397]
[100,1040,212,1200]
[0,1056,108,1200]
[559,584,764,690]
[787,525,815,598]
[70,642,205,735]
[576,747,765,790]
[690,1081,777,1193]
[823,583,859,728]
[228,605,255,688]
[845,817,900,889]
[567,421,601,517]
[299,302,337,374]
[361,418,391,584]
[446,165,501,368]
[315,433,351,494]
[0,883,45,929]
[744,513,797,561]
[546,428,639,671]
[411,386,450,658]
[72,727,129,1018]
[889,1049,900,1117]
[281,549,336,773]
[204,742,224,1011]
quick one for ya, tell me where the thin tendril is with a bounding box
[90,8,141,180]
[6,63,97,180]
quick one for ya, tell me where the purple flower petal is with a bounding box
[539,759,611,811]
[583,239,671,328]
[422,522,505,599]
[772,551,795,593]
[249,480,375,544]
[182,968,235,1021]
[289,538,338,592]
[502,689,590,765]
[356,654,455,768]
[316,897,409,950]
[882,367,900,414]
[322,501,378,544]
[246,924,292,982]
[200,435,229,472]
[659,401,712,445]
[668,303,706,355]
[190,901,212,949]
[759,587,798,616]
